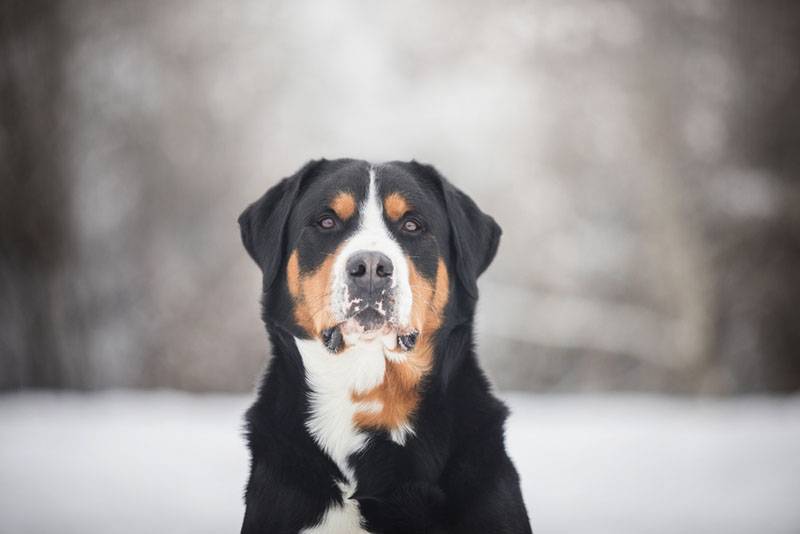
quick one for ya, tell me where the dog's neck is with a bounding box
[294,336,422,474]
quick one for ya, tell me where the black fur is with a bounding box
[406,161,502,302]
[239,159,531,533]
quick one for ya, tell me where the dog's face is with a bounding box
[240,159,500,359]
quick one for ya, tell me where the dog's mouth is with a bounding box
[320,306,418,354]
[352,306,386,332]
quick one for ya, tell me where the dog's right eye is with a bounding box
[317,215,337,230]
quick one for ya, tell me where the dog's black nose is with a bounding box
[346,251,393,292]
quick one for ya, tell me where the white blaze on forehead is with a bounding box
[330,166,413,326]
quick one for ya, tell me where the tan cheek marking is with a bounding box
[383,192,410,221]
[288,246,341,338]
[352,257,450,431]
[430,259,450,329]
[287,250,301,297]
[331,192,356,221]
[408,258,449,334]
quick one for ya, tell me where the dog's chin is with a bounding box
[348,307,388,334]
[319,308,418,354]
[341,308,394,347]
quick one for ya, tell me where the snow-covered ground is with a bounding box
[1,391,798,534]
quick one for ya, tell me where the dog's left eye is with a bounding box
[317,215,337,230]
[401,217,423,233]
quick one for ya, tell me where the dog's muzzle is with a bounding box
[321,249,418,354]
[345,250,394,329]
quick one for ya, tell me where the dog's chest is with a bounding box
[296,338,391,533]
[297,337,389,472]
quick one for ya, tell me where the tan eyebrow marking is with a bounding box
[383,192,410,221]
[330,191,356,221]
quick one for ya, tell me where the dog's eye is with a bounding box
[401,217,422,233]
[317,215,337,230]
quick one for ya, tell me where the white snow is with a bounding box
[1,391,799,534]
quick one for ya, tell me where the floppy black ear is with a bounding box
[238,160,321,290]
[411,162,502,299]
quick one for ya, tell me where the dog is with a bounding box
[239,159,531,533]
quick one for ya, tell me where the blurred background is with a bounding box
[2,1,799,533]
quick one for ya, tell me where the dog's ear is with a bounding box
[410,162,502,299]
[238,160,322,290]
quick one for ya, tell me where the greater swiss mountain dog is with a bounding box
[239,159,531,533]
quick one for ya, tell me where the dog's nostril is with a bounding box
[349,262,367,278]
[376,262,392,278]
[346,251,394,286]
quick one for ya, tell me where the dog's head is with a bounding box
[239,159,500,356]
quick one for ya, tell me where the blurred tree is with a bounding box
[0,1,798,393]
[710,2,800,392]
[0,1,87,388]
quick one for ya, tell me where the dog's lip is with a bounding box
[342,305,387,329]
[348,302,387,316]
[321,319,419,353]
[340,314,392,336]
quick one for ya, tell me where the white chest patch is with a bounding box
[297,337,388,533]
[298,337,387,475]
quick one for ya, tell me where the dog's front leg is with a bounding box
[241,455,342,534]
[440,422,532,533]
[355,480,448,534]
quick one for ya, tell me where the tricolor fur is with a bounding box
[239,159,531,533]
